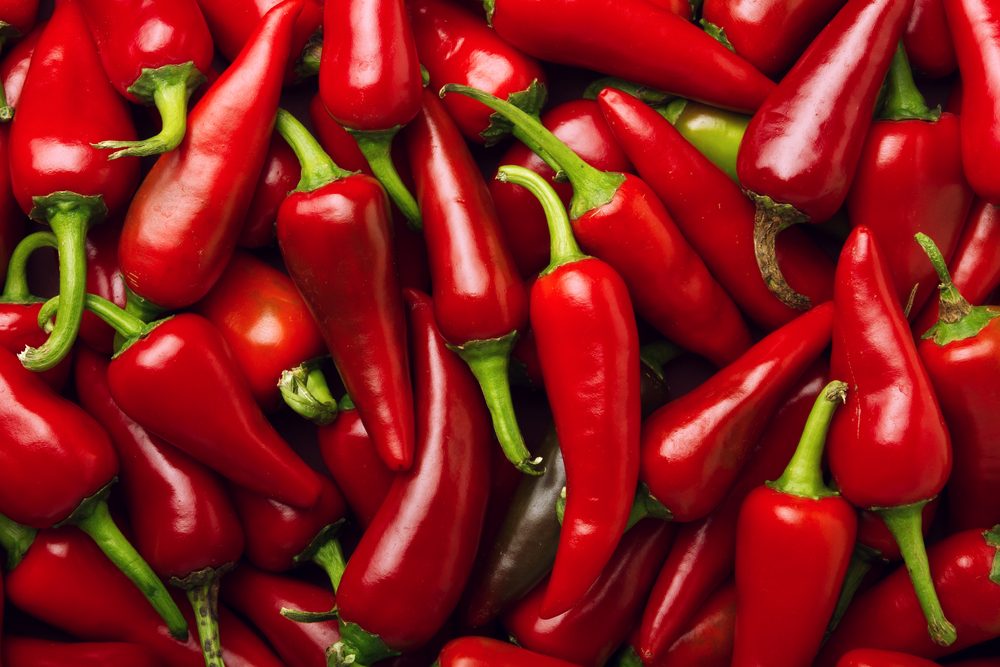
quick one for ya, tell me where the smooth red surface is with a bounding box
[238,136,300,248]
[0,0,38,33]
[308,93,371,173]
[437,637,582,667]
[658,584,737,667]
[0,302,70,390]
[837,648,941,666]
[857,501,936,562]
[2,638,163,667]
[0,22,40,110]
[904,0,956,77]
[195,0,321,70]
[79,223,128,354]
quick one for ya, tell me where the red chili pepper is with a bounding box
[119,0,301,312]
[2,638,161,667]
[819,527,1000,664]
[275,109,415,471]
[904,0,956,77]
[503,520,674,667]
[700,0,845,77]
[597,86,834,329]
[237,136,300,248]
[76,223,127,354]
[0,0,38,119]
[736,0,913,309]
[847,46,972,317]
[7,0,138,372]
[308,93,370,174]
[319,0,422,227]
[435,637,583,667]
[221,566,341,667]
[653,584,738,667]
[914,234,1000,531]
[442,85,753,367]
[486,0,773,112]
[944,0,1000,202]
[0,127,20,276]
[410,0,546,145]
[828,226,954,646]
[837,649,941,667]
[331,289,492,666]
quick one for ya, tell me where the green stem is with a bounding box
[1,232,57,303]
[329,621,400,667]
[751,195,812,311]
[69,493,189,640]
[639,341,680,381]
[350,127,422,230]
[124,288,165,323]
[769,380,847,498]
[38,293,154,343]
[878,502,956,646]
[440,84,625,219]
[310,536,347,593]
[614,646,645,667]
[279,361,339,425]
[826,543,880,636]
[0,513,36,570]
[275,109,352,192]
[915,232,970,322]
[281,530,347,623]
[880,43,940,122]
[581,77,672,107]
[557,484,671,527]
[182,575,226,667]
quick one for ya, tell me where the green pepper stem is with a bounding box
[184,576,226,667]
[310,536,347,594]
[879,502,956,646]
[614,646,645,667]
[826,543,880,636]
[38,292,153,344]
[281,532,347,624]
[0,513,36,570]
[1,232,57,303]
[581,77,671,106]
[751,195,812,311]
[880,43,940,122]
[639,341,680,381]
[350,127,422,230]
[769,381,847,498]
[441,84,624,219]
[279,361,339,425]
[329,620,400,667]
[915,232,970,322]
[275,108,353,192]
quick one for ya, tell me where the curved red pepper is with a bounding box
[410,0,546,144]
[0,19,37,127]
[597,86,834,329]
[2,638,161,667]
[904,0,956,77]
[119,0,301,311]
[8,0,138,372]
[945,0,1000,202]
[78,224,128,354]
[653,584,737,667]
[487,0,773,112]
[237,136,299,248]
[828,226,954,645]
[736,0,912,308]
[436,637,583,667]
[308,94,370,173]
[837,649,941,667]
[0,0,38,119]
[331,289,492,666]
[275,109,415,471]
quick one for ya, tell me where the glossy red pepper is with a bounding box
[410,0,546,145]
[77,223,128,354]
[443,85,753,367]
[944,0,1000,202]
[819,527,1000,664]
[640,302,833,522]
[119,0,301,312]
[736,0,913,309]
[319,0,422,227]
[435,637,583,667]
[331,289,492,666]
[0,19,38,112]
[0,0,38,119]
[79,0,213,158]
[837,649,941,667]
[487,0,773,112]
[237,136,299,248]
[654,584,737,667]
[700,0,845,77]
[847,46,972,317]
[828,226,954,646]
[275,109,415,471]
[503,520,674,667]
[308,93,370,174]
[2,638,161,667]
[904,0,956,77]
[597,86,834,329]
[8,0,138,372]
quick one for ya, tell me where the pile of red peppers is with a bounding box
[1,0,999,665]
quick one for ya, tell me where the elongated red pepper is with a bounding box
[597,86,834,329]
[275,109,415,471]
[905,0,956,77]
[819,527,1000,664]
[487,0,773,112]
[2,638,161,667]
[237,136,299,248]
[119,0,301,312]
[410,0,546,144]
[503,520,674,667]
[847,46,972,317]
[8,0,138,371]
[442,85,753,367]
[435,637,583,667]
[0,19,38,113]
[837,649,941,667]
[308,94,370,174]
[405,91,533,473]
[75,346,245,666]
[655,584,737,667]
[79,0,213,158]
[319,0,422,227]
[914,234,1000,531]
[736,0,912,309]
[733,380,855,667]
[828,226,954,646]
[331,289,492,666]
[0,0,38,119]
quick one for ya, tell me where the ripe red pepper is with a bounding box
[8,0,138,372]
[435,637,583,667]
[308,94,370,174]
[733,380,856,667]
[119,0,301,311]
[904,0,956,77]
[0,21,38,113]
[653,584,737,667]
[640,302,833,522]
[0,127,20,277]
[819,527,1000,664]
[944,0,1000,202]
[331,289,492,666]
[275,108,415,471]
[319,0,422,227]
[597,86,834,329]
[410,0,546,145]
[2,638,161,667]
[78,224,128,354]
[487,0,774,112]
[915,234,1000,531]
[837,649,941,667]
[405,91,533,473]
[237,136,300,248]
[736,0,912,309]
[443,85,753,367]
[847,46,972,317]
[828,226,954,646]
[79,0,213,158]
[700,0,845,77]
[0,0,38,119]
